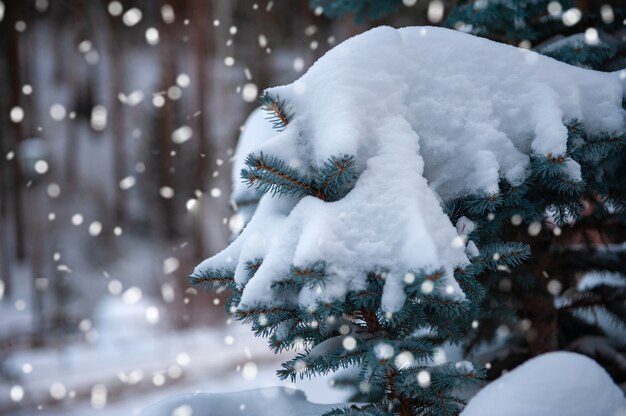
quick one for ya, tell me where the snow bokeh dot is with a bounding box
[50,103,67,121]
[15,21,27,32]
[161,4,175,23]
[417,370,431,387]
[172,126,193,144]
[600,5,614,24]
[176,352,190,367]
[160,186,175,199]
[585,28,599,45]
[152,373,165,386]
[242,361,258,380]
[427,0,445,23]
[241,83,258,102]
[176,73,190,88]
[10,385,24,402]
[50,382,67,400]
[119,176,136,190]
[528,222,542,236]
[374,343,394,360]
[168,86,182,100]
[562,8,581,26]
[394,351,415,369]
[107,1,122,16]
[10,106,24,123]
[34,160,49,174]
[122,287,142,305]
[145,306,160,324]
[90,384,107,409]
[71,213,84,226]
[186,198,198,211]
[88,221,103,236]
[421,280,434,294]
[145,27,159,45]
[228,214,245,234]
[152,95,165,107]
[172,404,193,416]
[122,7,142,26]
[163,257,180,274]
[91,105,108,131]
[342,336,357,351]
[168,364,183,379]
[547,1,562,16]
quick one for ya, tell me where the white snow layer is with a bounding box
[462,352,626,416]
[141,353,626,416]
[140,387,336,416]
[231,108,276,206]
[195,26,625,312]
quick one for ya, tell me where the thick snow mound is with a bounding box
[231,108,275,207]
[140,387,336,416]
[462,352,626,416]
[196,26,625,312]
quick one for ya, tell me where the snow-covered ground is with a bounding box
[1,310,349,415]
[462,352,626,416]
[138,352,626,416]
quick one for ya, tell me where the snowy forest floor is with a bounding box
[1,319,348,415]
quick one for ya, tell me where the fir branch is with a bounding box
[471,241,531,272]
[530,154,586,196]
[242,152,315,197]
[236,305,299,324]
[242,152,359,202]
[259,91,294,131]
[244,258,263,279]
[315,155,358,202]
[538,39,616,68]
[278,342,369,381]
[461,193,502,216]
[188,267,235,291]
[575,134,625,163]
[291,261,329,289]
[454,266,486,302]
[322,404,390,416]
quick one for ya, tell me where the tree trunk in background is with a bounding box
[107,6,126,226]
[511,226,559,356]
[158,1,178,240]
[65,0,87,189]
[0,22,12,299]
[23,184,46,347]
[191,0,214,261]
[4,2,26,262]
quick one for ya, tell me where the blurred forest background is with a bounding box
[0,1,438,414]
[3,0,625,415]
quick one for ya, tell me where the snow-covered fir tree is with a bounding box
[307,0,626,383]
[190,23,626,415]
[443,0,626,382]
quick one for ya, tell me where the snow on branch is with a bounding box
[194,25,625,315]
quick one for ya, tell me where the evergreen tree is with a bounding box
[445,1,626,382]
[191,91,485,416]
[307,0,626,383]
[309,0,403,21]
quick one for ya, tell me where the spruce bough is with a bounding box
[191,23,626,415]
